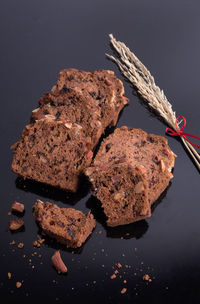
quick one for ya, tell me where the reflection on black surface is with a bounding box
[11,210,25,218]
[151,181,172,214]
[15,175,90,205]
[86,196,149,240]
[36,227,85,254]
[10,226,25,234]
[107,220,149,240]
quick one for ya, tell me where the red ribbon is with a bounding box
[166,115,200,149]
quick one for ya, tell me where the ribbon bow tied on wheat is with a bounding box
[166,116,200,149]
[106,34,200,171]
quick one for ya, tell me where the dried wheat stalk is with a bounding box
[106,34,200,171]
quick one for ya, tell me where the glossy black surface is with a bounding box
[1,0,200,303]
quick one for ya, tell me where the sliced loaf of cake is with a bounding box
[11,69,128,191]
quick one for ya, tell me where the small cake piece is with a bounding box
[56,69,129,129]
[51,250,68,274]
[85,126,176,227]
[33,200,96,248]
[11,201,24,213]
[9,218,24,231]
[11,116,93,192]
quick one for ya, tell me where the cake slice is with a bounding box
[93,70,127,126]
[56,69,129,129]
[85,126,176,226]
[31,88,103,148]
[11,116,93,192]
[33,200,96,248]
[86,163,150,227]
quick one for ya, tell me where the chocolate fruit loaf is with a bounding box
[85,126,176,227]
[11,69,129,191]
[33,200,96,248]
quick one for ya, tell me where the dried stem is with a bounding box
[106,34,200,172]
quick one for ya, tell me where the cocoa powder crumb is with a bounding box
[8,272,11,279]
[33,240,40,248]
[143,274,151,282]
[110,274,116,280]
[16,281,22,288]
[116,263,122,268]
[18,242,24,249]
[121,288,127,294]
[37,236,45,244]
[9,240,16,246]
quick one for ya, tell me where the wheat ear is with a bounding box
[106,34,200,171]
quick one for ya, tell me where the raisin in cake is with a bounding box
[85,126,176,227]
[33,200,96,248]
[11,116,93,191]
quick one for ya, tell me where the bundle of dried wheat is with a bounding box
[106,34,200,171]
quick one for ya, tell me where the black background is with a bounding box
[1,0,200,303]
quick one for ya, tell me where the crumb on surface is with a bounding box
[18,242,24,249]
[9,240,16,245]
[33,240,41,248]
[8,272,11,279]
[116,263,122,268]
[16,281,22,288]
[110,274,116,279]
[121,288,127,294]
[11,201,25,213]
[143,274,152,282]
